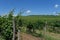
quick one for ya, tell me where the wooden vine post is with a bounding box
[18,29,20,40]
[13,17,17,40]
[43,21,48,40]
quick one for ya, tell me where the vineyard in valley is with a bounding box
[0,10,60,40]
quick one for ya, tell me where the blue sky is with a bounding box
[0,0,60,15]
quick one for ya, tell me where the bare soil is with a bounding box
[20,33,41,40]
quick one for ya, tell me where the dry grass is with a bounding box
[46,32,60,40]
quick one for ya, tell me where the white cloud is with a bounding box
[26,10,31,14]
[54,4,59,8]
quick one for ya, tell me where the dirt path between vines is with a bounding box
[20,33,41,40]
